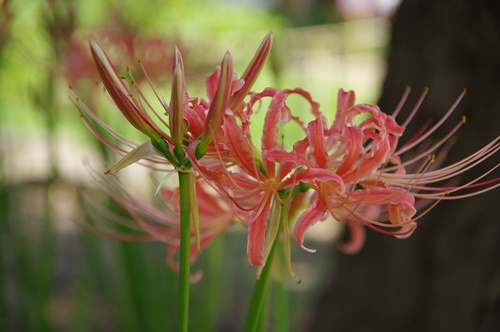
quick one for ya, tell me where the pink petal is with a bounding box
[294,198,328,253]
[279,168,345,192]
[337,221,366,255]
[336,126,363,176]
[341,138,391,184]
[332,88,355,129]
[307,118,328,168]
[261,90,288,176]
[283,88,321,118]
[223,120,265,180]
[247,193,273,265]
[205,67,221,101]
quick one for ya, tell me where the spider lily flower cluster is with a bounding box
[72,33,500,281]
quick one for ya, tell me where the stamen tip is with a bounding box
[294,276,302,284]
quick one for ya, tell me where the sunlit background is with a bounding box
[0,0,401,331]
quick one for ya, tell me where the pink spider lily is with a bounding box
[187,87,323,282]
[191,83,497,265]
[73,30,499,282]
[292,88,500,254]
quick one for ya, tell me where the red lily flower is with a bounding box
[189,86,323,281]
[292,88,499,254]
[73,31,499,281]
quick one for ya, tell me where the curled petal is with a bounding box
[283,88,321,118]
[336,126,363,176]
[294,198,328,253]
[264,149,311,168]
[223,120,265,180]
[307,118,328,168]
[387,192,416,227]
[262,90,289,176]
[393,222,417,239]
[332,88,355,129]
[247,193,273,266]
[337,221,366,254]
[279,168,345,192]
[341,138,391,183]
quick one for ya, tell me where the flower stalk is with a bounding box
[243,204,285,332]
[177,171,191,332]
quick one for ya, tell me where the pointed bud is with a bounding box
[89,40,167,141]
[169,47,186,158]
[196,51,233,159]
[90,40,129,97]
[228,32,273,110]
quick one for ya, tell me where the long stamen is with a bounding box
[391,86,411,118]
[397,89,466,155]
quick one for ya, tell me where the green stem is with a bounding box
[204,236,223,331]
[177,171,191,332]
[274,241,290,332]
[243,205,285,332]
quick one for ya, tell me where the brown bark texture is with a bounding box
[307,0,500,331]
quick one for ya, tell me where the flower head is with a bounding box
[74,32,499,281]
[292,88,499,254]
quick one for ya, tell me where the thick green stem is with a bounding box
[177,171,191,332]
[243,205,285,332]
[274,241,290,332]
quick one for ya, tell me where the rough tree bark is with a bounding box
[307,0,500,331]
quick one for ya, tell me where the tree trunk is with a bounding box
[307,0,500,331]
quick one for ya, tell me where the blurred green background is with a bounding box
[0,0,398,330]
